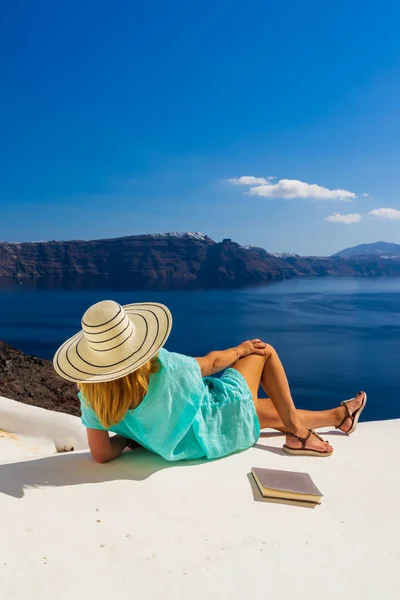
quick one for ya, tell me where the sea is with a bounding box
[1,277,399,422]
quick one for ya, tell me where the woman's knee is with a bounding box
[264,343,276,359]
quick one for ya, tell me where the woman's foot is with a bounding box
[284,426,333,454]
[336,392,365,433]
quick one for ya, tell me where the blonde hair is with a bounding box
[78,355,160,428]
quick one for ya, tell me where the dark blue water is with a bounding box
[1,277,399,422]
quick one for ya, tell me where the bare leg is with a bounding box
[256,394,365,432]
[233,348,365,451]
[255,397,343,431]
[232,346,333,453]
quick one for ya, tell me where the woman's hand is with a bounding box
[236,339,267,358]
[195,340,268,376]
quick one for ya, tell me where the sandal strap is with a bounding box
[308,428,325,443]
[286,428,325,449]
[336,400,353,429]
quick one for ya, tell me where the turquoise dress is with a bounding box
[79,348,260,461]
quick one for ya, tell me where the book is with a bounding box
[251,467,323,504]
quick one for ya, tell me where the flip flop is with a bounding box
[336,391,367,435]
[283,428,333,457]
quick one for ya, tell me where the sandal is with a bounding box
[283,428,333,457]
[336,391,367,435]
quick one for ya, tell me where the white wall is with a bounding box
[0,395,88,453]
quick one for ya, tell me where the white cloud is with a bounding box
[363,193,370,197]
[228,176,355,200]
[228,176,273,185]
[250,179,356,200]
[325,212,362,224]
[368,208,400,220]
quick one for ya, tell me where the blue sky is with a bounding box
[1,0,400,255]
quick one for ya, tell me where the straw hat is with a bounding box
[53,300,172,383]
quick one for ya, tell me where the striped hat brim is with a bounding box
[53,302,172,383]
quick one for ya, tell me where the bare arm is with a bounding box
[86,429,131,463]
[195,339,266,377]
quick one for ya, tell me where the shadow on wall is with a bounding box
[0,430,290,499]
[0,448,205,499]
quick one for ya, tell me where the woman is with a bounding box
[53,300,366,463]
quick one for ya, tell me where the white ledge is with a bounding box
[0,396,399,599]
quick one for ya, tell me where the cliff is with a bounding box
[1,233,400,289]
[0,233,214,289]
[0,341,79,416]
